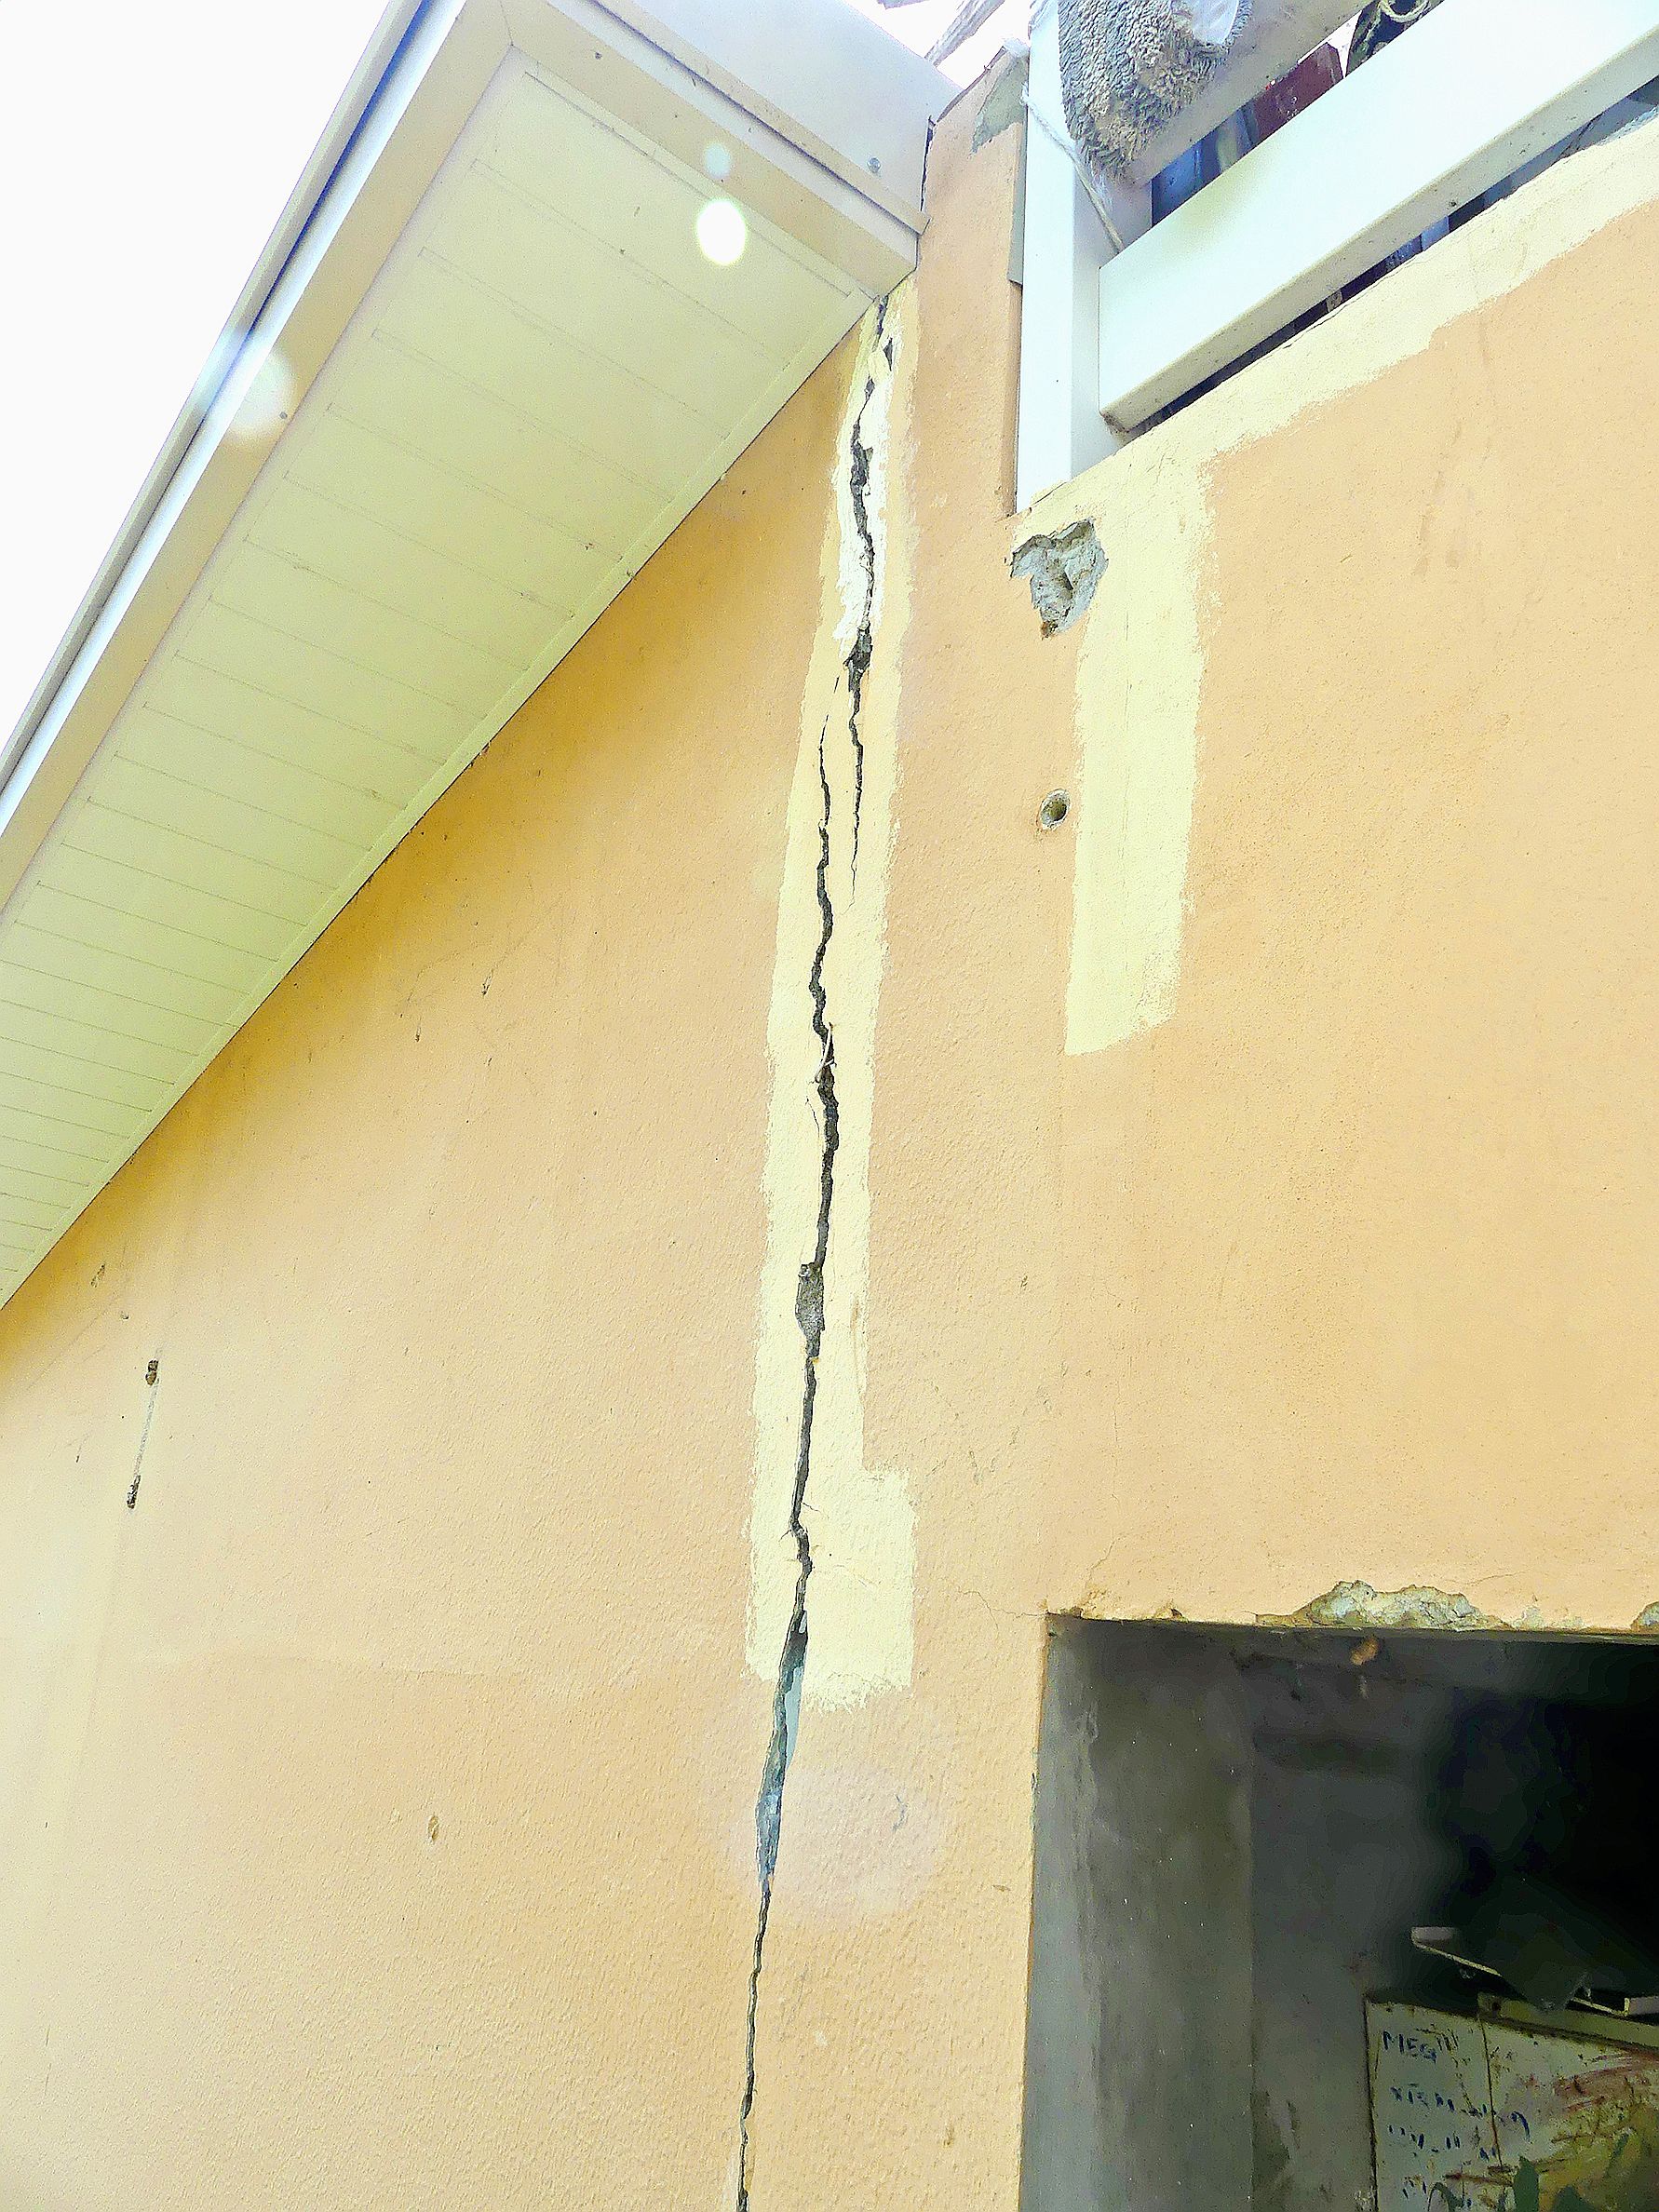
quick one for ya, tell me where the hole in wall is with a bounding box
[1021,1618,1659,2212]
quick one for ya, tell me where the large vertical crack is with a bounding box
[843,312,892,876]
[126,1358,161,1510]
[734,299,887,2210]
[735,710,839,2211]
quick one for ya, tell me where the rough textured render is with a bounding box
[3,56,1659,2212]
[1058,0,1249,178]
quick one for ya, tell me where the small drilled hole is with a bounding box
[1038,789,1071,830]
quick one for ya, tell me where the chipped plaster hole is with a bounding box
[1038,789,1072,830]
[1275,1581,1506,1634]
[427,1815,439,1843]
[1012,518,1106,637]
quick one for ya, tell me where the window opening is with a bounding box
[1016,0,1659,505]
[1021,1618,1659,2212]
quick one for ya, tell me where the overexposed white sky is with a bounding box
[0,0,1024,748]
[846,0,1031,84]
[0,0,395,743]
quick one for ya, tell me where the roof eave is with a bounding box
[0,0,948,922]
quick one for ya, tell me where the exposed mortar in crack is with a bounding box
[734,300,887,2209]
[843,327,890,875]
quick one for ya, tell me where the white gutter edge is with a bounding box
[0,0,441,814]
[0,0,948,891]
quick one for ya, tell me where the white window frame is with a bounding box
[1016,0,1659,507]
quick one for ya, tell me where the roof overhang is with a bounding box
[0,0,948,1304]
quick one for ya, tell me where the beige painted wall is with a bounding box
[2,59,1659,2210]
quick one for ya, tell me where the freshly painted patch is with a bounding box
[749,296,917,1711]
[1063,466,1207,1057]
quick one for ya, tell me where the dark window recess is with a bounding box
[1020,1619,1659,2211]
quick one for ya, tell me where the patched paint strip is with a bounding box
[748,295,917,1714]
[1063,466,1207,1057]
[1043,116,1659,1064]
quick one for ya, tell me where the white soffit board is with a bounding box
[0,0,947,1304]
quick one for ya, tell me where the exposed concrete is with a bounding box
[1057,0,1247,180]
[1011,518,1107,636]
[1275,1583,1507,1634]
[1030,1624,1659,2210]
[972,52,1029,150]
[1021,1622,1253,2212]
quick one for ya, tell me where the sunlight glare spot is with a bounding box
[695,197,748,266]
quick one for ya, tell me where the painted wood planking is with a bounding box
[0,1189,74,1235]
[211,543,518,721]
[0,56,885,1302]
[434,163,779,418]
[0,1069,158,1142]
[89,759,367,890]
[0,1153,117,1206]
[68,803,340,924]
[182,603,465,761]
[0,959,219,1059]
[0,989,196,1088]
[141,664,442,809]
[249,479,565,669]
[4,919,249,1029]
[118,711,404,851]
[0,1108,117,1167]
[0,1025,166,1113]
[20,884,274,997]
[289,402,615,590]
[321,348,654,561]
[41,848,303,966]
[488,75,853,345]
[381,253,723,497]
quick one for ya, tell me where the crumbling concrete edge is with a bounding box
[1011,516,1106,638]
[1260,1579,1659,1639]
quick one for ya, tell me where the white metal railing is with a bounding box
[1097,0,1659,429]
[1016,0,1659,502]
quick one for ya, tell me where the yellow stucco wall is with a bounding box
[3,61,1659,2209]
